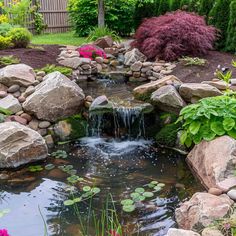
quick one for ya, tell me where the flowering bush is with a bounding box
[77,45,107,60]
[132,11,217,61]
[0,229,10,236]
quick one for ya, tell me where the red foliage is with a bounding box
[132,11,217,61]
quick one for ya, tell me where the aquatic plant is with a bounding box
[59,165,77,175]
[51,150,68,159]
[28,165,43,172]
[44,164,55,170]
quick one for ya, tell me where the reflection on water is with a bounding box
[0,138,202,236]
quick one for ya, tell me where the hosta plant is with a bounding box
[178,96,236,147]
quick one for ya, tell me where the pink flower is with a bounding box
[109,229,120,236]
[0,229,10,236]
[77,45,107,60]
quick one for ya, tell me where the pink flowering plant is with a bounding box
[0,229,10,236]
[77,45,107,60]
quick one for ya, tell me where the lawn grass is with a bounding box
[32,31,86,46]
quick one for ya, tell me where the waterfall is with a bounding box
[88,105,146,139]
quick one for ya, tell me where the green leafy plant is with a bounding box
[86,26,121,42]
[178,96,236,147]
[180,56,207,66]
[36,64,73,77]
[0,107,12,123]
[0,23,13,37]
[28,165,43,172]
[6,27,32,48]
[0,35,12,49]
[0,55,20,66]
[51,150,68,159]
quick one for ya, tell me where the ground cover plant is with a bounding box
[36,64,73,77]
[0,55,20,66]
[132,11,217,61]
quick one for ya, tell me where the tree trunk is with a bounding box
[98,0,105,27]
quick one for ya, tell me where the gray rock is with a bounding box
[90,95,113,113]
[0,122,48,168]
[166,228,200,236]
[39,121,51,129]
[130,61,143,72]
[0,94,22,113]
[58,57,84,69]
[24,86,35,97]
[58,50,80,59]
[151,85,186,113]
[23,72,85,122]
[94,36,113,49]
[28,119,39,130]
[124,48,147,66]
[0,64,36,87]
[7,84,20,93]
[179,83,222,102]
[201,228,224,236]
[0,91,7,98]
[227,189,236,201]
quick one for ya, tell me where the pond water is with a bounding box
[0,78,202,236]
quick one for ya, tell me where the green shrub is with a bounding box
[208,0,231,49]
[225,0,236,52]
[133,0,160,29]
[170,0,181,11]
[6,27,32,48]
[158,0,171,15]
[199,0,214,18]
[86,26,121,42]
[156,122,181,147]
[0,55,20,66]
[68,0,135,37]
[36,64,73,77]
[0,23,13,37]
[0,35,12,49]
[178,96,236,147]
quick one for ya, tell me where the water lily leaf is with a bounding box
[130,192,140,199]
[67,169,77,175]
[83,186,91,192]
[45,164,55,170]
[153,186,162,192]
[143,192,154,198]
[133,195,146,202]
[91,187,101,194]
[51,150,68,159]
[148,183,155,188]
[150,181,158,185]
[63,200,74,206]
[28,165,43,172]
[73,197,82,203]
[121,199,134,206]
[122,204,135,213]
[157,183,165,187]
[135,187,145,194]
[82,192,93,198]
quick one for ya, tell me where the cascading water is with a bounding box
[88,104,146,139]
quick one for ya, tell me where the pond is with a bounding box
[0,77,202,236]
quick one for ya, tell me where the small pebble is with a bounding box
[39,121,51,129]
[28,119,39,130]
[20,113,32,122]
[227,188,236,201]
[208,187,223,196]
[0,91,7,98]
[18,96,26,103]
[13,91,21,98]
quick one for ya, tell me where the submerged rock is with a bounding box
[0,122,48,168]
[187,136,236,191]
[175,192,233,231]
[0,64,36,87]
[23,72,85,122]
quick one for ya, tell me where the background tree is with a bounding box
[208,0,231,49]
[98,0,105,27]
[225,0,236,52]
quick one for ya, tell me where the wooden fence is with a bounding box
[4,0,71,33]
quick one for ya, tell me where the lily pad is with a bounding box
[28,165,43,172]
[150,181,158,185]
[73,197,82,203]
[83,186,91,192]
[130,192,140,199]
[157,183,165,187]
[143,192,154,198]
[51,150,68,159]
[121,199,134,206]
[91,187,101,194]
[153,186,162,192]
[122,204,135,213]
[135,187,145,194]
[45,164,55,170]
[63,200,74,206]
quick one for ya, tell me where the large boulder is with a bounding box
[0,64,36,87]
[124,48,147,66]
[175,192,233,231]
[23,72,85,122]
[166,228,200,236]
[151,85,186,113]
[187,136,236,191]
[179,83,222,102]
[133,75,182,101]
[0,94,22,114]
[0,122,48,168]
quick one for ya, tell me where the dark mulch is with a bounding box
[0,46,236,82]
[172,50,236,83]
[0,45,62,69]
